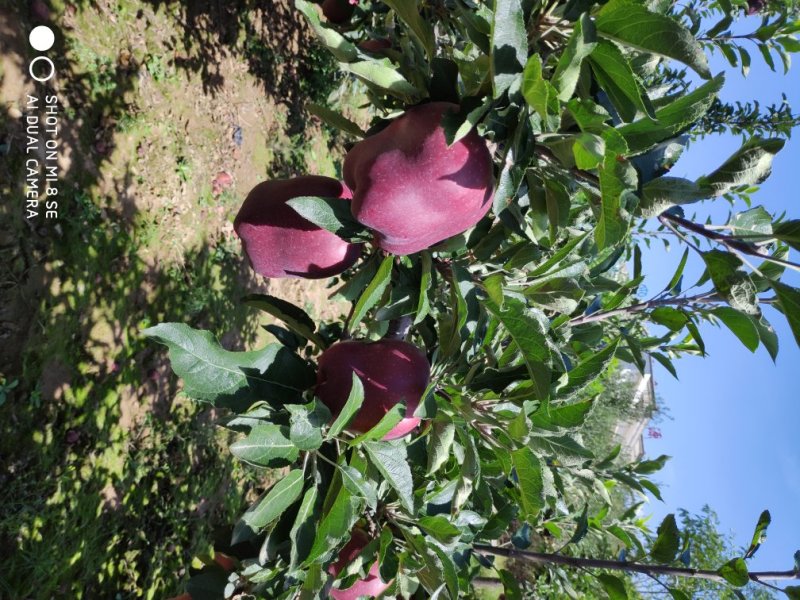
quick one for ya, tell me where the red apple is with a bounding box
[343,102,494,255]
[316,339,429,440]
[322,0,355,24]
[234,176,362,279]
[358,38,392,53]
[328,530,392,600]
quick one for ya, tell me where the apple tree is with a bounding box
[147,0,800,598]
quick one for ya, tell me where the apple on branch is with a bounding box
[344,102,494,255]
[316,339,430,440]
[234,176,362,279]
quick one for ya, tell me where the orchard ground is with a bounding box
[0,0,367,596]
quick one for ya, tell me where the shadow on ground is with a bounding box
[0,0,342,597]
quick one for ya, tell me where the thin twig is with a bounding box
[660,212,800,273]
[474,545,800,584]
[568,293,778,327]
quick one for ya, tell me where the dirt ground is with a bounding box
[0,0,353,596]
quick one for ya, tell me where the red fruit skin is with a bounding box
[233,176,362,279]
[329,530,392,600]
[358,38,392,53]
[343,102,494,255]
[322,0,355,24]
[316,340,429,440]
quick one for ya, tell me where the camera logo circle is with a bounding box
[29,25,55,51]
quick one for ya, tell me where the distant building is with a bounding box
[612,355,656,462]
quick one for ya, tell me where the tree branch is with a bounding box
[474,545,800,583]
[569,292,778,326]
[659,212,800,273]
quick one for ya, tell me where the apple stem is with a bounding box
[384,316,413,340]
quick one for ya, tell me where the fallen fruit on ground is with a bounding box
[344,101,494,255]
[316,339,429,439]
[233,176,362,279]
[328,529,392,600]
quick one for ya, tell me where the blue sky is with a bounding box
[637,23,800,580]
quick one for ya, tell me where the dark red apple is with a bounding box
[322,0,355,24]
[358,38,392,53]
[316,339,429,440]
[234,176,362,279]
[343,102,494,255]
[329,530,392,600]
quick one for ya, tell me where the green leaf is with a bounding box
[522,54,560,130]
[290,486,319,568]
[350,402,405,444]
[774,220,800,251]
[415,252,433,324]
[306,102,365,138]
[443,97,492,145]
[634,454,670,475]
[339,464,378,510]
[696,138,785,197]
[484,296,552,400]
[718,557,749,587]
[244,294,327,350]
[454,429,481,510]
[744,510,771,559]
[379,526,399,583]
[404,534,458,598]
[382,0,435,59]
[731,206,773,237]
[597,144,637,249]
[651,352,678,380]
[532,399,594,429]
[589,39,653,122]
[664,249,689,294]
[511,447,545,521]
[524,278,585,314]
[286,195,366,242]
[499,569,523,600]
[639,177,709,217]
[545,178,573,235]
[530,434,594,465]
[597,573,628,599]
[286,400,331,451]
[234,470,304,543]
[341,60,421,102]
[143,324,314,411]
[562,340,619,397]
[702,250,759,315]
[669,589,692,600]
[350,255,393,330]
[712,307,759,352]
[754,317,779,362]
[773,283,800,348]
[294,0,358,62]
[418,516,462,545]
[491,0,528,97]
[617,75,724,154]
[650,514,681,563]
[427,420,456,475]
[569,505,590,545]
[230,424,299,467]
[326,373,365,439]
[650,307,688,331]
[364,440,415,512]
[552,13,597,101]
[306,486,361,564]
[572,134,605,171]
[595,0,711,79]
